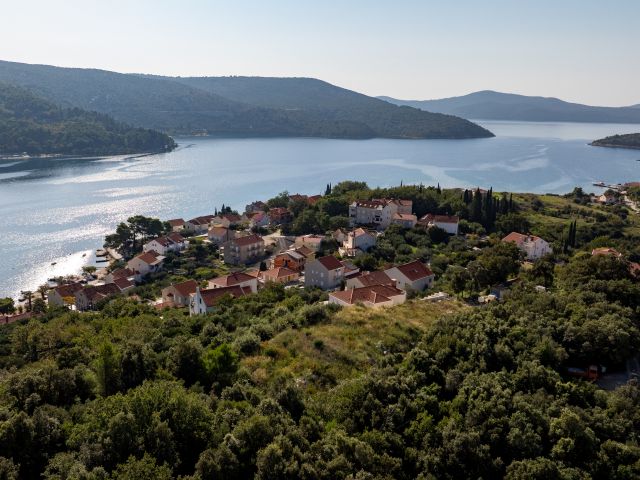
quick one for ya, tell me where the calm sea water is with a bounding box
[1,120,639,299]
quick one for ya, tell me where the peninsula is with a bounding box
[591,133,640,150]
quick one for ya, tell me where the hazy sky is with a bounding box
[1,0,638,106]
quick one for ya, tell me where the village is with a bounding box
[3,181,639,326]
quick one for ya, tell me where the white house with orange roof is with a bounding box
[348,198,413,229]
[502,232,552,260]
[260,266,300,285]
[385,260,435,292]
[208,271,258,293]
[143,233,187,255]
[304,255,346,290]
[208,226,235,246]
[419,214,460,235]
[127,250,165,277]
[340,228,377,257]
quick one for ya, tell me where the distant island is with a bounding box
[0,83,176,156]
[0,60,493,140]
[591,133,640,150]
[380,90,640,124]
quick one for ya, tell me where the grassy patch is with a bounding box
[241,299,467,393]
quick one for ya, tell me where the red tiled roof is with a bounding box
[113,277,135,291]
[199,285,252,307]
[168,218,185,227]
[393,213,417,221]
[262,267,298,280]
[53,282,83,298]
[167,232,185,243]
[316,255,343,271]
[295,246,314,257]
[110,268,135,280]
[354,271,394,287]
[420,214,459,224]
[232,234,263,247]
[81,283,121,302]
[391,260,433,281]
[331,285,404,305]
[172,279,198,296]
[136,250,163,265]
[209,226,229,236]
[210,272,255,287]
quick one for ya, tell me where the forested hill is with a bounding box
[0,83,176,156]
[380,90,640,124]
[0,60,494,139]
[591,132,640,149]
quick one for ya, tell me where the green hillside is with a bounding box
[591,132,640,149]
[0,60,494,139]
[0,83,176,156]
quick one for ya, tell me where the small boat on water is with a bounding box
[82,253,87,257]
[96,249,107,257]
[51,262,57,266]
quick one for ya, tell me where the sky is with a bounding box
[1,0,638,106]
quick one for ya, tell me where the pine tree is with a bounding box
[437,183,441,195]
[471,188,483,223]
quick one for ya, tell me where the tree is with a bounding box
[94,342,121,396]
[0,297,15,315]
[21,290,33,312]
[111,454,172,480]
[202,343,238,387]
[31,298,47,314]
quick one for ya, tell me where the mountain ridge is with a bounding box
[0,82,176,155]
[0,60,493,140]
[379,91,640,124]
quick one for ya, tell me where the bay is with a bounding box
[1,120,639,299]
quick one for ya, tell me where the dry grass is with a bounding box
[241,299,467,393]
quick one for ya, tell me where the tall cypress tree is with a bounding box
[471,188,483,223]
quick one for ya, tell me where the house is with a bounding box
[308,195,322,205]
[332,229,348,244]
[189,286,252,315]
[269,207,293,224]
[329,284,406,308]
[272,249,306,273]
[211,214,243,228]
[289,193,309,203]
[48,282,84,307]
[167,218,186,232]
[161,280,199,307]
[293,245,316,261]
[295,234,325,252]
[502,232,552,260]
[348,198,413,229]
[75,283,121,311]
[261,267,300,284]
[245,200,267,214]
[346,270,395,290]
[391,213,418,229]
[385,260,435,292]
[127,250,165,277]
[304,255,345,290]
[112,277,135,293]
[222,234,265,265]
[419,214,459,235]
[143,233,187,255]
[340,228,376,257]
[208,271,258,293]
[597,192,618,205]
[247,211,270,229]
[105,267,138,284]
[208,226,235,246]
[185,215,215,234]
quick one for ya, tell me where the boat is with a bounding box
[593,181,606,187]
[82,253,87,257]
[51,262,57,266]
[96,249,107,257]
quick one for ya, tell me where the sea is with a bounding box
[1,120,639,299]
